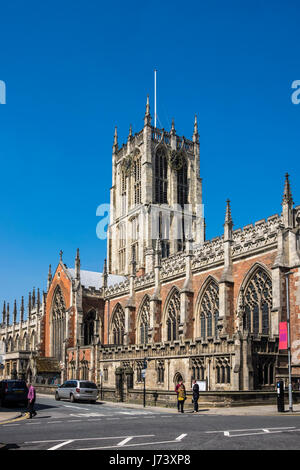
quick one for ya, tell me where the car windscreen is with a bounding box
[79,382,97,389]
[7,381,27,390]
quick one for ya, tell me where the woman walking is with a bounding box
[27,382,37,419]
[177,381,186,413]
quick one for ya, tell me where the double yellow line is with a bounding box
[0,413,30,425]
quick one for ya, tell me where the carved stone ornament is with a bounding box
[169,150,184,170]
[122,155,133,175]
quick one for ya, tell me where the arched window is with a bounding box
[111,304,125,345]
[133,153,141,205]
[118,223,126,273]
[30,331,36,351]
[139,296,150,345]
[120,169,127,216]
[83,310,96,345]
[176,155,188,252]
[243,267,272,336]
[199,279,219,339]
[23,332,28,351]
[157,361,165,384]
[166,289,180,342]
[154,147,168,204]
[51,286,66,361]
[177,155,188,207]
[15,335,20,351]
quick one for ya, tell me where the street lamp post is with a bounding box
[143,357,147,408]
[285,271,293,412]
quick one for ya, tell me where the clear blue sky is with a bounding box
[0,0,299,319]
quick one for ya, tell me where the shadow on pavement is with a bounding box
[1,443,20,450]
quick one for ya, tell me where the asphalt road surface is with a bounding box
[1,396,300,451]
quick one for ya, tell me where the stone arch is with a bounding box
[83,309,96,346]
[22,332,28,350]
[237,263,272,335]
[154,144,168,204]
[162,286,181,342]
[51,285,67,361]
[194,275,219,340]
[110,303,125,345]
[30,330,36,350]
[173,371,184,385]
[7,336,13,352]
[14,334,20,351]
[136,295,150,345]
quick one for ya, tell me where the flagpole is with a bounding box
[154,69,157,128]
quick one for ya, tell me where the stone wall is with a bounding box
[34,384,300,409]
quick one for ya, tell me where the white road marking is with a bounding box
[26,435,154,444]
[206,426,295,434]
[48,440,74,450]
[206,426,297,438]
[63,405,90,410]
[79,436,188,450]
[117,437,133,446]
[176,433,187,441]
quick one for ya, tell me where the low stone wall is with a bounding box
[35,384,300,409]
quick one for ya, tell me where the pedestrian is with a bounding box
[177,381,186,413]
[175,381,181,412]
[27,382,37,419]
[192,380,199,413]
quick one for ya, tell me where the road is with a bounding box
[1,395,300,451]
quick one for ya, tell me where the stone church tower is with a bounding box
[107,97,205,276]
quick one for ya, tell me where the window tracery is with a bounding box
[243,268,272,335]
[166,289,180,342]
[111,304,125,345]
[199,280,219,339]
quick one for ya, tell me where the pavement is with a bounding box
[0,394,300,424]
[0,395,300,450]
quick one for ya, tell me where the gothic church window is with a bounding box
[131,216,139,266]
[176,155,188,252]
[199,279,219,339]
[177,156,188,207]
[111,304,125,346]
[118,223,126,273]
[154,147,168,204]
[139,296,150,344]
[83,310,96,346]
[166,289,180,342]
[121,169,127,216]
[157,361,165,384]
[133,155,141,205]
[243,267,272,336]
[51,286,66,361]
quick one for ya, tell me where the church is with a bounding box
[1,96,300,403]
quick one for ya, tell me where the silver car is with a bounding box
[55,380,98,403]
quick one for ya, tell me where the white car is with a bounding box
[55,380,98,403]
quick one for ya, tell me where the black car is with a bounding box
[0,380,28,407]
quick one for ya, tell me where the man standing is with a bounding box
[192,380,200,413]
[27,382,37,419]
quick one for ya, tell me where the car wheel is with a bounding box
[70,394,75,403]
[90,400,96,404]
[55,392,60,401]
[0,399,5,408]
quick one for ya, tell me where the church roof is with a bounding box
[67,269,126,289]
